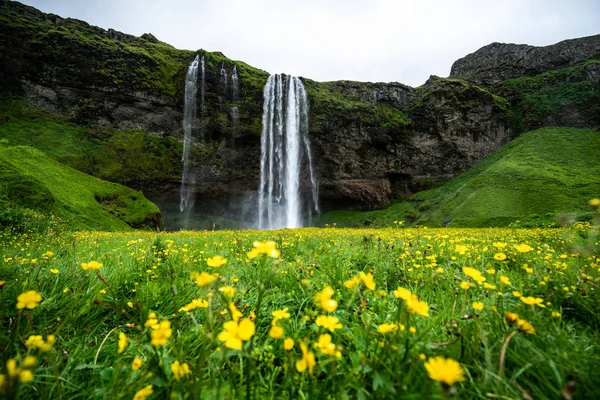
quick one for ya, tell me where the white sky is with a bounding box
[19,0,600,86]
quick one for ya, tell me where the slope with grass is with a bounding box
[0,146,163,231]
[314,127,600,228]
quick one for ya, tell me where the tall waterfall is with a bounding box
[257,74,319,230]
[179,55,199,227]
[231,65,239,101]
[220,62,228,89]
[200,56,205,112]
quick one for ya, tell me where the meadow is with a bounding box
[1,209,600,399]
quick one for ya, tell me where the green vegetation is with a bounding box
[315,127,600,228]
[408,77,510,115]
[303,79,411,132]
[1,223,600,398]
[494,60,600,131]
[0,146,162,231]
[0,99,183,186]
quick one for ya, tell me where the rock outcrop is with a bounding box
[450,35,600,85]
[1,0,597,226]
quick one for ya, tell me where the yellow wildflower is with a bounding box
[552,311,561,318]
[296,342,316,374]
[455,245,468,254]
[315,315,343,332]
[191,271,218,287]
[516,318,536,334]
[81,261,103,270]
[219,286,236,298]
[343,276,360,289]
[472,302,484,311]
[19,370,33,383]
[393,287,412,300]
[462,267,485,283]
[229,302,243,321]
[207,256,227,268]
[247,241,280,259]
[144,312,159,329]
[269,325,284,339]
[520,296,545,307]
[179,298,209,312]
[512,291,522,298]
[424,356,465,386]
[22,356,36,369]
[460,281,473,290]
[118,332,129,354]
[16,290,42,310]
[406,296,430,317]
[315,334,341,358]
[151,321,172,346]
[171,361,191,380]
[483,283,497,290]
[132,358,143,370]
[272,307,291,323]
[284,337,294,350]
[514,244,533,253]
[314,286,338,313]
[500,276,511,285]
[217,318,255,350]
[50,269,59,274]
[7,359,18,377]
[494,253,507,261]
[133,385,153,400]
[504,312,519,325]
[359,271,376,290]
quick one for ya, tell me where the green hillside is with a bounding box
[0,146,163,231]
[314,127,600,228]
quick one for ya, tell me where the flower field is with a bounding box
[1,221,600,398]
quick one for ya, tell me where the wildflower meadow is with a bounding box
[1,205,600,399]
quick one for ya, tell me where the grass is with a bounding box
[314,127,600,228]
[0,219,599,398]
[0,146,162,231]
[0,98,183,186]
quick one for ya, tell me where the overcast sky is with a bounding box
[19,0,600,86]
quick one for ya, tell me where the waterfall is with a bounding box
[230,66,239,145]
[180,55,199,228]
[231,65,239,101]
[257,74,319,230]
[230,106,238,146]
[200,56,205,112]
[220,62,228,90]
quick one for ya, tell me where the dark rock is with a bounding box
[450,35,600,85]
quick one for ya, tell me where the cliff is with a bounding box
[1,0,598,228]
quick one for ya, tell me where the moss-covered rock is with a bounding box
[0,146,163,231]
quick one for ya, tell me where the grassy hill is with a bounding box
[0,146,163,231]
[314,127,600,228]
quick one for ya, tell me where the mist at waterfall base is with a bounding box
[146,60,319,231]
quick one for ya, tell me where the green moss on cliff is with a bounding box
[0,146,162,231]
[493,60,600,131]
[303,79,411,132]
[409,77,510,113]
[0,98,183,187]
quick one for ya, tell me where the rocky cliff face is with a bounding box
[450,35,600,84]
[1,0,597,227]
